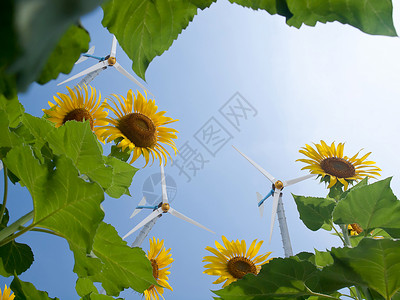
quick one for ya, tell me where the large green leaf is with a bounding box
[3,0,101,91]
[76,278,98,297]
[333,178,400,237]
[0,95,25,153]
[229,0,293,18]
[4,145,104,253]
[0,95,24,128]
[213,256,360,299]
[286,0,397,36]
[36,24,90,85]
[21,115,126,197]
[0,0,19,99]
[11,276,59,300]
[102,0,215,80]
[0,240,34,277]
[231,0,397,36]
[293,194,336,231]
[330,239,400,299]
[70,222,156,296]
[0,110,23,160]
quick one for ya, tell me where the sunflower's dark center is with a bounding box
[150,259,159,280]
[63,108,94,130]
[227,256,257,279]
[117,113,157,147]
[320,157,355,178]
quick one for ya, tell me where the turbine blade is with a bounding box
[110,35,117,57]
[269,190,280,243]
[168,207,214,233]
[160,162,168,204]
[256,192,264,217]
[283,174,314,187]
[123,208,163,240]
[130,196,147,218]
[75,46,95,64]
[88,45,95,55]
[232,146,276,184]
[113,62,155,98]
[57,61,108,86]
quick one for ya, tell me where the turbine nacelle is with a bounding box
[123,160,214,240]
[233,145,313,243]
[58,35,153,97]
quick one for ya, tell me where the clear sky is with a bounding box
[5,1,400,299]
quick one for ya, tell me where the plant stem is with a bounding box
[340,224,352,247]
[0,211,34,246]
[355,287,363,300]
[331,220,346,245]
[0,163,8,224]
[304,285,339,299]
[361,287,373,300]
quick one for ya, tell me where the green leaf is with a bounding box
[285,0,397,36]
[330,239,400,299]
[333,178,400,237]
[11,276,59,300]
[293,194,336,231]
[22,115,113,191]
[314,249,333,269]
[22,115,137,198]
[295,251,314,262]
[0,95,24,128]
[76,278,123,300]
[109,145,131,162]
[339,177,369,200]
[4,145,104,253]
[71,222,156,296]
[213,257,359,299]
[76,278,98,297]
[36,24,90,85]
[0,240,34,277]
[102,0,215,80]
[231,0,397,37]
[229,0,293,19]
[104,156,137,198]
[0,111,23,162]
[0,0,19,99]
[4,0,102,91]
[46,120,113,189]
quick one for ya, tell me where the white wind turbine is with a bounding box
[57,35,154,97]
[123,162,214,241]
[233,146,313,257]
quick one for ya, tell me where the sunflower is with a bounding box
[0,284,15,300]
[297,141,381,190]
[203,236,272,288]
[43,85,108,141]
[99,90,178,166]
[144,237,173,300]
[348,223,363,236]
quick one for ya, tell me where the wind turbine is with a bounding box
[123,162,214,241]
[57,35,154,97]
[233,146,313,257]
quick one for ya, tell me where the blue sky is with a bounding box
[4,1,400,299]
